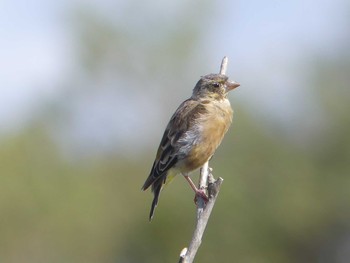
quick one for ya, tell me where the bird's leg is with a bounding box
[183,174,209,203]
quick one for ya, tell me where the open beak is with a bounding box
[225,80,240,92]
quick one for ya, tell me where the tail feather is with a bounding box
[143,168,178,220]
[149,180,163,221]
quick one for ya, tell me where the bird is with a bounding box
[142,73,240,220]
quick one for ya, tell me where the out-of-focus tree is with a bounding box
[1,1,350,263]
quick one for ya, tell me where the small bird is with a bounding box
[142,73,240,220]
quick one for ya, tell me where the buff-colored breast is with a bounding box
[182,99,233,172]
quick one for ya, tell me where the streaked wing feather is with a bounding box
[142,99,201,190]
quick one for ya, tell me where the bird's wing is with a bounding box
[142,99,206,191]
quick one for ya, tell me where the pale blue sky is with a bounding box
[0,0,348,154]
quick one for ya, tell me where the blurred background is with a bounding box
[1,0,350,262]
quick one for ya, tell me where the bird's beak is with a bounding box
[225,80,240,92]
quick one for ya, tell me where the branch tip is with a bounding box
[219,56,228,75]
[180,248,188,257]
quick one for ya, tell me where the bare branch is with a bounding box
[180,175,223,263]
[178,57,228,263]
[196,162,209,217]
[219,56,228,75]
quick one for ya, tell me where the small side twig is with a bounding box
[178,56,228,263]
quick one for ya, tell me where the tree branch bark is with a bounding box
[178,56,228,263]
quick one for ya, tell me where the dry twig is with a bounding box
[178,57,228,263]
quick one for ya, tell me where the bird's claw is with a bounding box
[194,189,209,205]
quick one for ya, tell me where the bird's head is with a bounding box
[192,74,240,100]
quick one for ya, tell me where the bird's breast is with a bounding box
[180,99,233,172]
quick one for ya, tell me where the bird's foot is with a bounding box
[194,188,209,205]
[183,175,209,205]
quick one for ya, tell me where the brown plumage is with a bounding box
[142,73,240,220]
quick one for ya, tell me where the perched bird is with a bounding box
[142,73,240,220]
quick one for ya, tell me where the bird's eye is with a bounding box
[212,82,220,88]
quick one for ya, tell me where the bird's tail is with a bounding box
[149,179,163,221]
[143,168,178,221]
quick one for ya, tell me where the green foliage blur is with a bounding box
[1,2,350,263]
